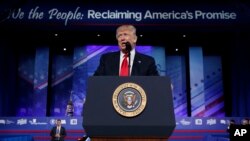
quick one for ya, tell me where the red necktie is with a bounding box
[120,54,129,76]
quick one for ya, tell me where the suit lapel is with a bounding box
[113,52,120,75]
[131,53,140,76]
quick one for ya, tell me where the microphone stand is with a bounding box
[125,42,132,76]
[128,51,131,76]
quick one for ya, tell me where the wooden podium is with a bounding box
[83,76,175,141]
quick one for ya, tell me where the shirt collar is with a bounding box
[120,48,135,57]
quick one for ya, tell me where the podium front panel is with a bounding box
[83,76,176,138]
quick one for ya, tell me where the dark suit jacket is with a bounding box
[94,51,159,76]
[50,126,66,141]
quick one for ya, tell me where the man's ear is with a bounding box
[133,35,138,44]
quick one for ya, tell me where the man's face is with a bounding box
[56,120,61,126]
[242,119,248,125]
[116,29,137,52]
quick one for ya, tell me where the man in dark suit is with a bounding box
[50,119,66,141]
[94,24,159,76]
[78,25,159,141]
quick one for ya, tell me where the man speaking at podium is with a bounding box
[93,24,159,76]
[80,25,164,141]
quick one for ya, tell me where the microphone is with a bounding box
[125,42,132,52]
[125,42,131,76]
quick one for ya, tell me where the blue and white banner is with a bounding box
[1,2,249,30]
[0,116,249,141]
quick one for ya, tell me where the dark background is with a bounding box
[0,0,250,117]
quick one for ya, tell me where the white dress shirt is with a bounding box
[56,126,61,134]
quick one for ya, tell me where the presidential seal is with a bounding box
[112,82,147,117]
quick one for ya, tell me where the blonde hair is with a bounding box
[116,24,137,38]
